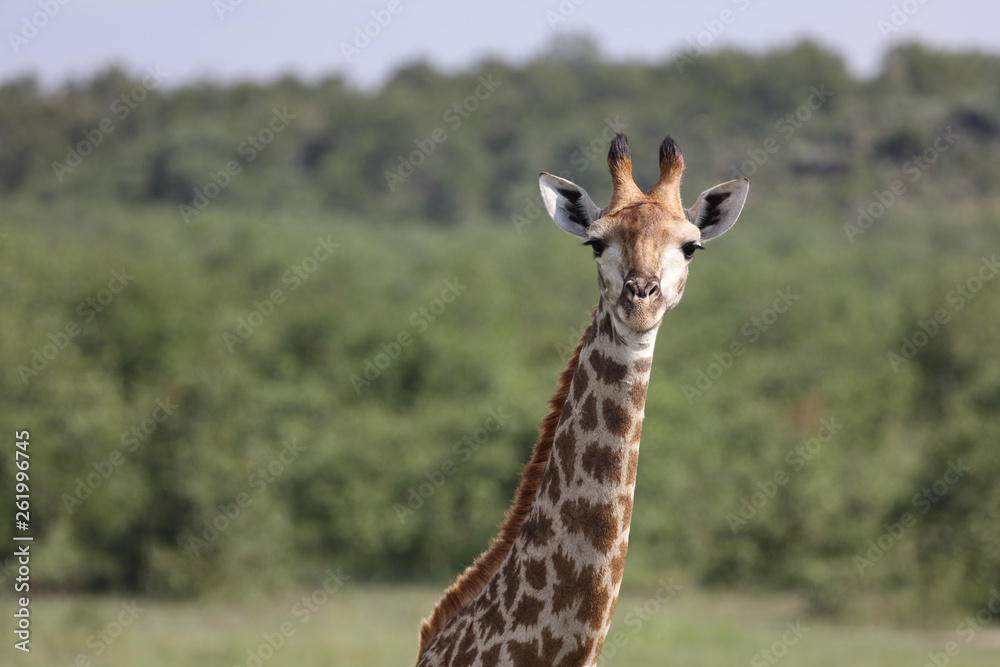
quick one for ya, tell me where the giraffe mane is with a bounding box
[416,317,593,657]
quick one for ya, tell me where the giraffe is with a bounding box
[414,133,749,667]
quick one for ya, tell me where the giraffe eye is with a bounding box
[584,239,606,258]
[681,242,704,260]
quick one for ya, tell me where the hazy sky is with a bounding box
[3,0,999,89]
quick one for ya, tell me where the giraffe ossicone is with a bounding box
[415,133,748,667]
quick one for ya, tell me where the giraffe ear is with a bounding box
[539,172,604,239]
[685,178,749,241]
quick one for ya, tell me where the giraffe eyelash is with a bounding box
[583,239,607,258]
[681,242,704,260]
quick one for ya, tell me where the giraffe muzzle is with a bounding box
[624,276,660,302]
[616,272,668,332]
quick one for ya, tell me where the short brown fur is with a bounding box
[416,319,593,658]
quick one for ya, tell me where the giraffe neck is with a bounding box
[509,298,655,663]
[415,299,658,666]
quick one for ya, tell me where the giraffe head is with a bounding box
[540,133,748,334]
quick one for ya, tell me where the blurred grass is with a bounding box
[4,584,999,666]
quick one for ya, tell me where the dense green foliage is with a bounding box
[2,40,999,620]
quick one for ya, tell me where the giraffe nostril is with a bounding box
[625,277,659,300]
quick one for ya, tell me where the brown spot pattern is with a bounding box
[506,637,539,665]
[481,645,501,666]
[555,425,577,485]
[602,398,631,438]
[559,393,575,422]
[551,548,598,615]
[539,628,565,665]
[588,348,628,386]
[502,547,521,609]
[610,541,629,586]
[634,357,652,373]
[542,463,562,503]
[485,575,499,602]
[556,636,595,667]
[452,622,479,667]
[572,364,590,402]
[439,633,457,665]
[472,586,493,619]
[581,441,622,485]
[560,497,617,553]
[604,358,628,385]
[603,354,630,386]
[600,312,616,342]
[513,593,545,630]
[525,557,548,590]
[581,585,611,630]
[549,550,573,614]
[506,627,564,666]
[587,348,605,380]
[625,449,639,485]
[619,493,633,531]
[478,601,506,641]
[629,380,648,410]
[629,416,644,443]
[583,321,597,346]
[579,393,598,432]
[607,596,619,625]
[520,511,554,548]
[594,637,606,662]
